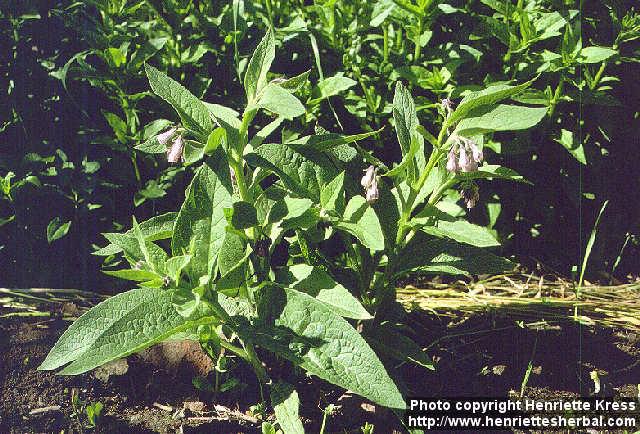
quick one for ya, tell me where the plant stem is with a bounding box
[413,18,423,63]
[548,77,564,118]
[383,24,389,63]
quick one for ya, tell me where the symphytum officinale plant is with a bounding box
[39,29,546,421]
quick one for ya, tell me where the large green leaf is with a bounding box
[395,233,513,276]
[102,232,167,273]
[422,220,500,248]
[393,81,419,156]
[246,287,405,409]
[172,153,233,278]
[310,74,357,102]
[244,30,275,103]
[392,82,424,183]
[287,129,382,152]
[255,83,305,119]
[145,64,213,134]
[445,80,533,131]
[246,144,340,202]
[334,196,385,251]
[38,287,211,374]
[278,264,372,319]
[455,104,547,135]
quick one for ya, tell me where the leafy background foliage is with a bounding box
[1,0,639,291]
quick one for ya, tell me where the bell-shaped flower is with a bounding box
[365,180,379,204]
[166,135,184,163]
[458,147,477,172]
[468,140,483,163]
[446,147,459,172]
[361,165,377,189]
[156,127,177,145]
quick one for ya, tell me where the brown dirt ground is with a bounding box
[2,301,640,433]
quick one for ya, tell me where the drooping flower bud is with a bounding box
[166,135,184,163]
[365,181,379,204]
[361,165,379,204]
[446,147,459,172]
[156,127,177,145]
[441,98,454,117]
[468,140,483,163]
[361,165,377,189]
[458,147,477,172]
[460,183,480,209]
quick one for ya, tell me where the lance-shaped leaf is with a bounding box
[172,151,233,278]
[94,212,176,256]
[243,287,405,409]
[245,29,275,103]
[395,233,513,277]
[255,83,305,119]
[287,129,382,152]
[145,64,213,134]
[422,220,500,248]
[38,287,212,374]
[246,144,341,202]
[454,104,548,135]
[278,264,372,319]
[334,196,385,251]
[392,82,425,183]
[271,382,305,434]
[445,80,534,131]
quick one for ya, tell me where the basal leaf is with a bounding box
[395,233,513,277]
[38,287,211,374]
[245,287,405,409]
[271,382,305,434]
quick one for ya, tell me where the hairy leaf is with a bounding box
[145,64,213,134]
[172,153,233,278]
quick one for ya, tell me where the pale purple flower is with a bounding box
[361,165,377,189]
[361,165,379,204]
[441,98,454,117]
[458,147,477,172]
[365,181,379,204]
[166,135,184,163]
[446,147,459,172]
[156,127,177,145]
[468,140,483,163]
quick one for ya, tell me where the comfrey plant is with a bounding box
[39,30,546,421]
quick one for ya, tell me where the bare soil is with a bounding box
[2,300,640,433]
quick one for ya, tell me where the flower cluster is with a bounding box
[460,182,480,210]
[360,165,379,204]
[446,134,483,173]
[156,127,184,163]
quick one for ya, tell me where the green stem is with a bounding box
[548,77,564,118]
[413,18,423,63]
[589,62,607,91]
[383,24,389,64]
